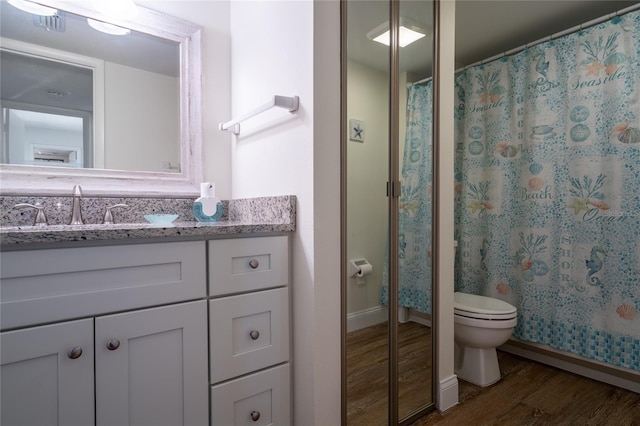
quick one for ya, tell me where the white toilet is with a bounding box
[453,291,517,387]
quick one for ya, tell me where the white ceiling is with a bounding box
[0,0,179,77]
[348,0,639,80]
[1,49,93,111]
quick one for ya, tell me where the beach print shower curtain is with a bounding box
[454,10,640,370]
[381,81,434,314]
[382,10,639,370]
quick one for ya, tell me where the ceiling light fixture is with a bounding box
[367,17,428,48]
[87,19,131,36]
[7,0,57,16]
[91,0,138,20]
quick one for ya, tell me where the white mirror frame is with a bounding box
[0,0,203,197]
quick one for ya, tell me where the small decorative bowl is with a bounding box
[143,214,179,226]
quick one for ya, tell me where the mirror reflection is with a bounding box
[1,50,93,168]
[397,0,433,420]
[345,0,434,423]
[345,0,390,423]
[0,0,181,173]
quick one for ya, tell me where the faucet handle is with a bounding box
[103,204,129,224]
[15,203,48,227]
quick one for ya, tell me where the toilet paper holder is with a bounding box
[349,258,372,278]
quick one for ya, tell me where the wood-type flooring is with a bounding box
[346,321,640,426]
[346,321,432,425]
[412,350,640,426]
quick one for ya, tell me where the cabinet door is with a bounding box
[1,319,94,426]
[95,300,208,426]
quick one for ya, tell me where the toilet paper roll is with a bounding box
[356,263,373,277]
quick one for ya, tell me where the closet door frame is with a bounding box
[340,0,440,424]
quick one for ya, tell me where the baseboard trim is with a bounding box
[408,309,432,327]
[347,305,388,332]
[437,374,459,412]
[500,339,640,393]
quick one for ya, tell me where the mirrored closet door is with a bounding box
[396,2,435,420]
[342,0,435,424]
[344,0,390,423]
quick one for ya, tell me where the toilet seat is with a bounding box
[454,292,517,320]
[455,310,517,320]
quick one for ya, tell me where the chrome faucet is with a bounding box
[69,185,84,225]
[15,203,48,227]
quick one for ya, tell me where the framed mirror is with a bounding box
[0,0,203,196]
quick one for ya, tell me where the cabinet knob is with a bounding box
[67,346,83,359]
[249,259,259,269]
[250,410,261,422]
[249,330,260,340]
[106,339,121,351]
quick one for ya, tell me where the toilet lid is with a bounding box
[454,292,517,317]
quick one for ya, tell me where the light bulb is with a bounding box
[7,0,57,16]
[87,18,131,36]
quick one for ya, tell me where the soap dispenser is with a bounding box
[193,182,224,222]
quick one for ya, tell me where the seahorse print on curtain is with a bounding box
[454,10,640,370]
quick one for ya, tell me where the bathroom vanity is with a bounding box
[0,196,295,426]
[0,1,297,422]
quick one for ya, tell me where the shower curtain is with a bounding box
[381,81,434,314]
[454,10,640,370]
[383,9,639,370]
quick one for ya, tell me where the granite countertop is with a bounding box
[0,195,296,247]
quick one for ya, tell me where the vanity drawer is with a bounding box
[209,287,289,384]
[0,241,206,330]
[208,236,288,296]
[210,363,290,426]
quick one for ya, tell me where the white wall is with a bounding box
[346,59,389,319]
[311,2,341,421]
[7,111,26,165]
[229,1,340,425]
[104,62,179,172]
[137,0,232,199]
[27,127,83,152]
[435,0,458,411]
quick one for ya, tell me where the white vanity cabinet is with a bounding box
[0,241,209,426]
[95,300,208,426]
[208,236,291,425]
[0,234,292,426]
[0,319,95,426]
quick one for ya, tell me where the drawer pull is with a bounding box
[250,410,261,422]
[67,346,83,359]
[106,339,121,351]
[249,259,260,269]
[249,330,260,340]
